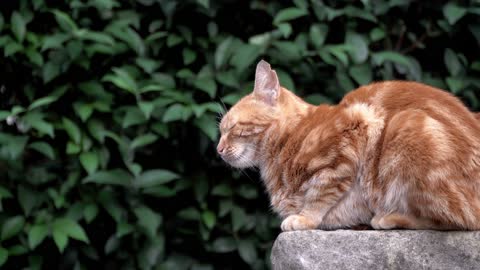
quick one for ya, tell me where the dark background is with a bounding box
[0,0,479,269]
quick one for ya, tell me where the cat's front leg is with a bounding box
[280,178,353,231]
[281,214,317,231]
[280,207,332,231]
[318,185,373,230]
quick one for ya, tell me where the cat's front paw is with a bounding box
[281,215,317,231]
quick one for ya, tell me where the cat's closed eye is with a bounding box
[232,126,263,137]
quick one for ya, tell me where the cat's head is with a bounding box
[217,60,284,168]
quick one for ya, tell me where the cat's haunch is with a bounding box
[218,60,480,231]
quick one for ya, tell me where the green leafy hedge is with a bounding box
[0,0,479,269]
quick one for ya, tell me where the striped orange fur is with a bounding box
[218,60,480,231]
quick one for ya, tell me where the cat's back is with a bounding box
[340,81,479,127]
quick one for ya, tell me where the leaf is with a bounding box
[87,119,106,143]
[83,203,99,223]
[344,5,376,22]
[0,111,9,122]
[83,169,132,186]
[52,10,78,32]
[66,142,81,154]
[116,223,134,238]
[1,216,25,240]
[212,237,236,253]
[0,185,13,202]
[104,235,119,254]
[48,189,65,209]
[142,186,176,197]
[145,31,168,43]
[202,210,216,229]
[28,96,58,110]
[346,32,369,64]
[62,117,81,144]
[28,224,49,249]
[52,229,68,253]
[162,104,186,122]
[194,114,218,141]
[11,11,26,42]
[134,206,162,238]
[76,30,114,45]
[167,34,182,47]
[0,134,28,160]
[444,48,462,76]
[0,247,7,267]
[130,133,158,149]
[123,27,145,55]
[23,112,55,138]
[273,41,302,61]
[238,240,257,264]
[29,142,55,159]
[134,169,179,188]
[41,33,71,51]
[139,84,167,93]
[230,43,262,73]
[73,102,94,122]
[178,207,200,221]
[337,71,355,92]
[273,7,307,25]
[197,0,209,9]
[194,77,217,98]
[8,244,28,256]
[323,45,350,66]
[231,207,247,231]
[66,40,83,59]
[349,64,373,85]
[249,32,272,46]
[138,101,155,119]
[469,25,480,45]
[309,24,328,48]
[216,72,238,89]
[53,218,89,243]
[103,68,138,94]
[122,107,147,128]
[79,151,99,175]
[372,51,411,67]
[42,62,61,83]
[136,58,160,74]
[18,186,38,215]
[194,176,209,203]
[4,42,22,57]
[214,37,233,69]
[446,77,464,94]
[370,27,385,42]
[211,184,233,196]
[182,48,197,65]
[443,3,467,25]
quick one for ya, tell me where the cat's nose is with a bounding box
[217,144,225,155]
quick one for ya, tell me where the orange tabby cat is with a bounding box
[217,60,480,231]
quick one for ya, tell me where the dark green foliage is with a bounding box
[0,0,479,269]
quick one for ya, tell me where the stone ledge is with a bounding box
[271,230,480,270]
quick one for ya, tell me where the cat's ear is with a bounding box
[254,60,280,106]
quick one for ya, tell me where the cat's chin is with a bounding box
[223,157,253,169]
[229,161,253,169]
[222,152,255,169]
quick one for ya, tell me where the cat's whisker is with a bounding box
[218,97,228,114]
[236,155,257,183]
[213,99,228,123]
